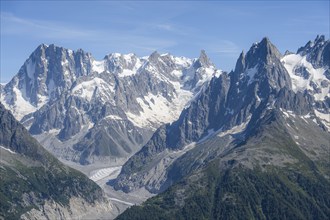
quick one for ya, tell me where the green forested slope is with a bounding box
[117,114,330,220]
[0,103,105,219]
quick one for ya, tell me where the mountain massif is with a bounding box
[1,35,329,220]
[1,46,219,165]
[114,36,330,219]
[114,36,329,193]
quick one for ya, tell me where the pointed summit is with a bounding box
[234,50,245,74]
[199,50,211,65]
[231,37,291,93]
[315,35,325,43]
[260,36,271,44]
[258,37,281,58]
[29,43,49,60]
[297,35,327,54]
[194,50,213,68]
[299,36,323,52]
[297,35,329,68]
[148,51,161,64]
[245,37,281,68]
[36,43,48,51]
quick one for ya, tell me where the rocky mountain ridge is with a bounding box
[114,35,330,219]
[1,46,220,165]
[114,36,330,194]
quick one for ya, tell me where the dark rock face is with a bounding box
[294,66,310,79]
[0,103,40,157]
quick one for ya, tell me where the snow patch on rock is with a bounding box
[71,77,115,103]
[282,54,329,101]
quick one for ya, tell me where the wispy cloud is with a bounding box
[156,24,174,31]
[195,38,240,57]
[0,12,178,54]
[151,22,198,37]
[211,40,241,54]
[1,12,94,39]
[284,16,329,28]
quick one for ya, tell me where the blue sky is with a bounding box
[1,1,329,83]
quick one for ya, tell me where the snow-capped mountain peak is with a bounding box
[297,35,329,69]
[282,53,329,101]
[1,44,221,165]
[282,35,329,102]
[193,49,213,68]
[114,36,330,196]
[1,44,97,119]
[103,52,142,77]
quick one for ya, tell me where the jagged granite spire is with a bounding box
[193,50,213,68]
[297,35,326,54]
[148,51,161,63]
[245,37,282,68]
[297,35,329,68]
[231,37,291,93]
[234,51,246,74]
